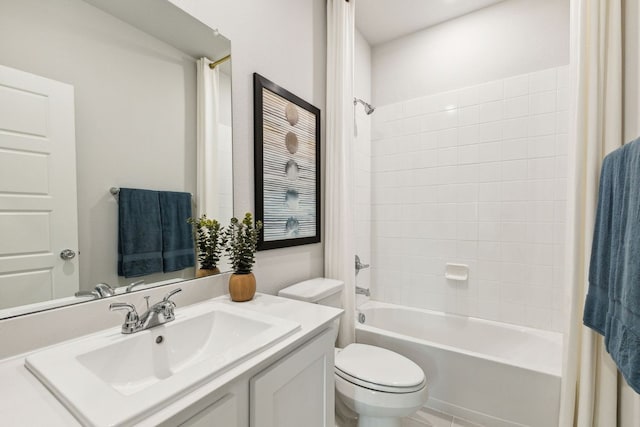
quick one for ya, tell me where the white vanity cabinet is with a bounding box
[159,381,248,427]
[158,327,335,427]
[250,328,335,427]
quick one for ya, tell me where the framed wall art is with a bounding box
[253,73,321,250]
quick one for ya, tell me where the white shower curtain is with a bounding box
[560,0,640,425]
[196,58,221,220]
[325,0,356,347]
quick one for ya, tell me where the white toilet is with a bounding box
[278,278,428,427]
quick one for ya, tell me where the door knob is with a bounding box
[60,249,76,260]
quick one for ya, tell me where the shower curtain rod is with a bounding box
[208,54,231,69]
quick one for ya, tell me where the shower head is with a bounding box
[354,98,375,115]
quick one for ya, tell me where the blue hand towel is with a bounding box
[158,191,195,273]
[117,188,163,278]
[604,139,640,393]
[583,146,627,334]
[584,137,640,393]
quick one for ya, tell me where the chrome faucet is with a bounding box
[356,286,370,297]
[95,283,116,297]
[74,282,116,299]
[126,280,145,293]
[109,288,182,334]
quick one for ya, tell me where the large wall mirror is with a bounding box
[0,0,233,319]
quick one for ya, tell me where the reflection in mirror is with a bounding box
[0,0,233,319]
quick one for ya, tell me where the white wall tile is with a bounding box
[404,97,427,117]
[478,121,503,142]
[529,68,557,93]
[479,202,501,221]
[504,95,529,119]
[477,162,502,182]
[502,138,528,160]
[458,145,479,164]
[370,66,569,332]
[457,203,479,221]
[503,117,529,139]
[528,157,555,179]
[477,80,504,103]
[556,65,570,89]
[501,202,528,222]
[456,164,478,183]
[529,91,557,114]
[479,100,504,123]
[502,160,528,180]
[528,135,555,158]
[458,86,480,107]
[557,88,570,111]
[528,113,556,136]
[504,75,530,98]
[458,105,480,126]
[437,147,458,166]
[458,125,480,145]
[436,128,458,148]
[477,141,501,162]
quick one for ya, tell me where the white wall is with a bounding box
[169,0,326,295]
[354,30,372,299]
[372,0,570,106]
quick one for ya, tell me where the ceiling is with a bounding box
[355,0,507,46]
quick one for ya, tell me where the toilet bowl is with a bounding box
[278,278,429,427]
[335,343,428,427]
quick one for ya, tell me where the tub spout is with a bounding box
[356,286,370,297]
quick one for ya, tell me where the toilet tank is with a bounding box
[278,278,344,308]
[278,278,344,343]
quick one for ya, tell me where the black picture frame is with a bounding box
[253,73,321,250]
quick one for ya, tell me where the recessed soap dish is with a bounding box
[444,263,469,281]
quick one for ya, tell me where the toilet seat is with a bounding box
[335,344,426,393]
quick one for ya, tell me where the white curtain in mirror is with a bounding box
[325,0,356,347]
[196,58,221,220]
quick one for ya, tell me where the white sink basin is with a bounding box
[25,300,300,426]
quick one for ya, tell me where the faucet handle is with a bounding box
[109,302,140,334]
[163,288,182,303]
[159,288,182,320]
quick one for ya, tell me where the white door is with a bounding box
[0,64,79,309]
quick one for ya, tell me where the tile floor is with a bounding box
[336,407,484,427]
[403,408,484,427]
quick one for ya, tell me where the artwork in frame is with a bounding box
[253,73,321,250]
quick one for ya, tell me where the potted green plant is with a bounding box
[187,215,223,278]
[223,213,263,301]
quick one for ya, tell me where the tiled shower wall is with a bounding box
[370,66,569,332]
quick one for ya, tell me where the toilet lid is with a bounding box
[335,344,426,393]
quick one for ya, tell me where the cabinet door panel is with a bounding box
[180,393,237,427]
[250,329,335,427]
[159,381,248,427]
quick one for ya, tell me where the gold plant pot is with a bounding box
[229,272,256,302]
[196,267,220,278]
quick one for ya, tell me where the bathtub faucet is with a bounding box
[356,286,370,297]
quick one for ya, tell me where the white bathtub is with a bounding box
[355,301,562,427]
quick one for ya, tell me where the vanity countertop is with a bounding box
[0,293,342,426]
